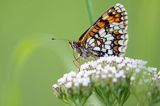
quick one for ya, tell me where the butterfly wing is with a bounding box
[77,3,128,57]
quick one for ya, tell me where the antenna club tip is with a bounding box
[51,38,55,40]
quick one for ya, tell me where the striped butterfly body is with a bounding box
[70,3,128,59]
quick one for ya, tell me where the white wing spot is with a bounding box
[97,40,101,45]
[124,16,128,20]
[119,24,125,29]
[114,25,120,30]
[86,37,92,43]
[118,29,123,34]
[124,40,128,45]
[119,4,124,8]
[105,41,112,45]
[118,40,124,45]
[90,43,95,47]
[120,35,125,39]
[93,47,100,51]
[89,38,95,44]
[100,32,106,37]
[119,46,126,52]
[125,34,128,39]
[102,48,106,52]
[107,36,114,41]
[105,45,111,49]
[104,34,112,38]
[109,27,114,32]
[121,8,126,11]
[108,50,113,54]
[99,28,105,35]
[115,3,121,6]
[95,34,99,38]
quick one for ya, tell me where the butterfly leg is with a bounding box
[73,54,81,70]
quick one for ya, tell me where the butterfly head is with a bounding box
[70,41,82,55]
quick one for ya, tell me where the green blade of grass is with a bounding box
[86,0,95,24]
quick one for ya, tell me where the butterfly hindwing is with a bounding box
[78,3,128,57]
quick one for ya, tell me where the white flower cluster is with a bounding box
[54,70,94,89]
[152,69,160,80]
[53,56,147,90]
[52,56,159,106]
[80,56,148,84]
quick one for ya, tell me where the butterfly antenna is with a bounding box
[51,37,72,44]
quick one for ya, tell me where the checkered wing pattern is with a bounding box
[77,3,128,57]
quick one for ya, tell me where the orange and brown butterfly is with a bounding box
[70,3,128,59]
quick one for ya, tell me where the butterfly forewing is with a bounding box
[73,3,128,58]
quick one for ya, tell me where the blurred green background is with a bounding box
[0,0,160,106]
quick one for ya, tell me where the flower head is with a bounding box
[52,56,159,106]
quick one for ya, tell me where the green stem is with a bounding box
[85,0,95,24]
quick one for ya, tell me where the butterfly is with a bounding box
[70,3,128,59]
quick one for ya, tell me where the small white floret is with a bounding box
[65,82,72,89]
